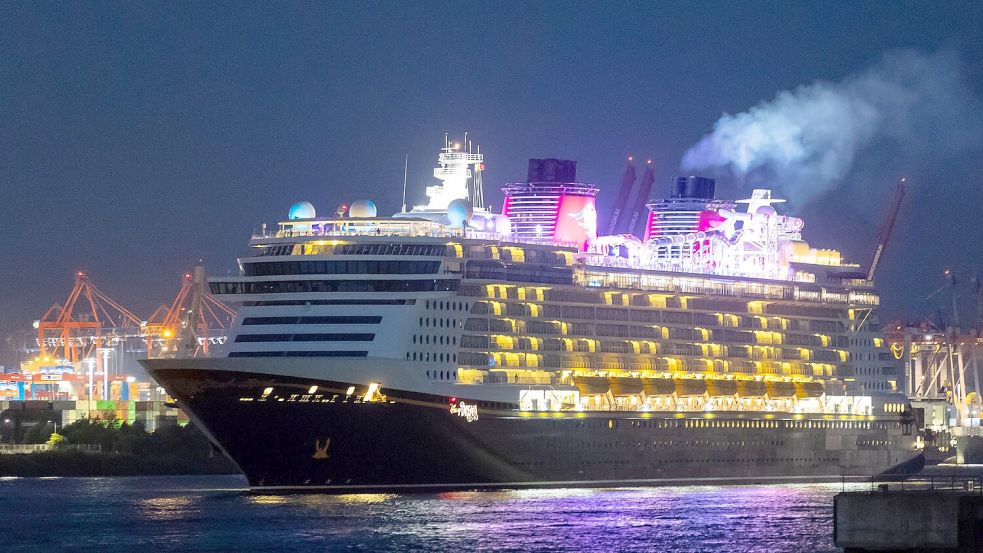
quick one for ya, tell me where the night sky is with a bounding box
[2,2,982,365]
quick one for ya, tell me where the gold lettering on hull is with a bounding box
[312,438,331,459]
[450,401,479,423]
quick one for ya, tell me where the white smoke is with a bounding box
[682,50,983,209]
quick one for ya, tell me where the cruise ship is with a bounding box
[142,138,922,490]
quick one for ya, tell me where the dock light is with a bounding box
[308,385,318,394]
[346,386,355,396]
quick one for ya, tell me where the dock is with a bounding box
[835,476,983,552]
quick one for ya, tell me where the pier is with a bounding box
[835,476,983,552]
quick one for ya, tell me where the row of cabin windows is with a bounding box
[458,285,850,320]
[413,334,457,346]
[227,351,368,358]
[426,369,455,381]
[408,351,456,363]
[243,260,440,276]
[241,316,382,325]
[233,333,374,343]
[241,299,414,306]
[464,261,575,286]
[211,279,458,295]
[425,299,469,311]
[421,317,460,329]
[255,243,448,257]
[466,301,846,334]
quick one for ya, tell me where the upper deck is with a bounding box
[233,216,878,309]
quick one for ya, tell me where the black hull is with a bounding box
[150,368,924,491]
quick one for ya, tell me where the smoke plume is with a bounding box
[681,50,983,209]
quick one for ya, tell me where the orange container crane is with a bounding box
[37,272,144,365]
[147,266,236,358]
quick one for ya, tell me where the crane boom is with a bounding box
[867,178,906,282]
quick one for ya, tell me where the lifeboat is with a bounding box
[766,381,796,397]
[609,377,643,395]
[573,375,610,395]
[794,381,825,398]
[737,380,767,397]
[706,379,738,396]
[642,377,676,396]
[674,378,708,396]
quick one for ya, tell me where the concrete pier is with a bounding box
[835,477,983,552]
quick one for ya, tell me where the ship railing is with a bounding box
[856,475,983,494]
[254,226,508,242]
[0,443,103,455]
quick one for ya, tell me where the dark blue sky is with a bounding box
[2,2,982,363]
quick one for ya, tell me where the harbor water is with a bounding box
[0,475,846,552]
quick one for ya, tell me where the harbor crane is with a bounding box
[146,265,235,358]
[866,178,906,282]
[37,272,145,369]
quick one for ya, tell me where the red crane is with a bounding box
[867,178,906,282]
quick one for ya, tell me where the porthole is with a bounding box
[412,335,416,344]
[426,370,430,378]
[426,300,430,309]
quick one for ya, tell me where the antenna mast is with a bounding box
[401,155,409,213]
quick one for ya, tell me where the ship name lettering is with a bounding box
[450,401,479,423]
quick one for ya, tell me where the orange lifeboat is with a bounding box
[706,379,738,396]
[794,381,825,398]
[642,378,676,396]
[766,381,796,397]
[609,377,643,395]
[737,380,767,397]
[573,375,610,395]
[674,378,708,396]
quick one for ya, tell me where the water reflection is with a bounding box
[136,496,198,521]
[0,477,843,553]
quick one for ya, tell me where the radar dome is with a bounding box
[288,201,316,220]
[447,199,474,227]
[348,199,377,218]
[755,205,777,216]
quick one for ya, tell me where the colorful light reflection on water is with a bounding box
[0,476,850,552]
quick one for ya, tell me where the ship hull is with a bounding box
[147,366,923,491]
